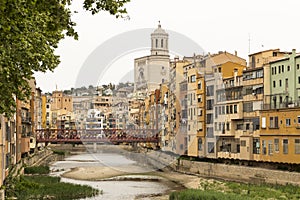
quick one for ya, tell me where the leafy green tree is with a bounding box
[0,0,130,116]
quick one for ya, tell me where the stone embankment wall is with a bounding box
[138,150,300,186]
[176,159,300,186]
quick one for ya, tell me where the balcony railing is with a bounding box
[262,100,300,110]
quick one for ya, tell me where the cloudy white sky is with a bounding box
[35,0,300,93]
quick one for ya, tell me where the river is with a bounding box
[49,152,173,199]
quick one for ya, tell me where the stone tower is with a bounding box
[151,22,169,56]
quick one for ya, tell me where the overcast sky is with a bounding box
[34,0,300,93]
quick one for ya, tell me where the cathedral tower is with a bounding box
[151,22,169,56]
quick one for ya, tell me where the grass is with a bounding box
[8,175,99,200]
[6,166,100,200]
[170,179,300,200]
[24,166,50,174]
[52,149,67,156]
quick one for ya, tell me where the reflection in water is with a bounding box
[50,152,169,199]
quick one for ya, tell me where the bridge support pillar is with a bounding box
[93,143,97,153]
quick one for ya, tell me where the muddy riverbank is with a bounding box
[49,146,203,199]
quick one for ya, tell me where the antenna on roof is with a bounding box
[248,33,251,54]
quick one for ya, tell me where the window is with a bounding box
[268,140,273,155]
[191,75,196,82]
[295,139,300,154]
[253,138,260,154]
[198,108,202,116]
[206,127,214,138]
[283,139,288,154]
[155,39,158,48]
[206,100,214,110]
[274,67,276,74]
[206,114,213,124]
[273,81,276,88]
[226,122,230,131]
[278,66,281,73]
[282,65,284,73]
[279,80,282,87]
[298,116,300,124]
[287,65,290,71]
[161,39,163,48]
[206,85,214,96]
[198,81,202,89]
[234,105,238,113]
[271,67,274,75]
[246,123,250,130]
[286,118,291,126]
[198,138,203,151]
[298,77,300,84]
[285,78,288,89]
[297,64,299,70]
[270,116,278,128]
[243,102,253,112]
[262,140,266,155]
[236,124,243,130]
[198,95,202,103]
[208,142,215,153]
[241,140,246,147]
[274,139,279,152]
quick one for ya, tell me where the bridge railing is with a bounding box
[35,129,159,142]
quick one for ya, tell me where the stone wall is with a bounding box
[177,159,300,186]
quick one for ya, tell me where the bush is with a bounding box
[8,175,99,200]
[169,189,247,200]
[52,150,66,155]
[24,166,50,174]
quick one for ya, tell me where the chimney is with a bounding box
[235,50,237,56]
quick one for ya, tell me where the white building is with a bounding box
[134,23,170,93]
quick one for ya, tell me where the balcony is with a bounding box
[262,100,300,110]
[21,116,31,124]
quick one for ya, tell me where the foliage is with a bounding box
[0,0,130,116]
[24,166,50,174]
[169,189,247,200]
[170,180,300,200]
[7,175,99,200]
[52,149,67,156]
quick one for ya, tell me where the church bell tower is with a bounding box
[150,22,169,56]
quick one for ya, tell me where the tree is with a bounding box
[0,0,130,116]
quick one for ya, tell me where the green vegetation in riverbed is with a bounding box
[6,166,100,200]
[24,166,50,174]
[53,149,67,156]
[6,175,100,200]
[170,179,300,200]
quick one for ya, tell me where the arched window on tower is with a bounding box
[161,39,163,48]
[156,39,158,48]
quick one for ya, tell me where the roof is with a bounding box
[151,23,168,35]
[248,49,280,56]
[206,51,246,67]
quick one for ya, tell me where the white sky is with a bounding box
[35,0,300,93]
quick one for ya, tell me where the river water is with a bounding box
[50,152,170,199]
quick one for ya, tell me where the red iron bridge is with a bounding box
[36,129,159,144]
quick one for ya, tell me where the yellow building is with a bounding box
[259,107,300,164]
[185,63,200,157]
[49,90,74,129]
